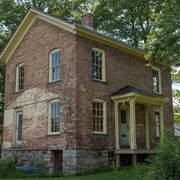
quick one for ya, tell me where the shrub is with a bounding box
[0,159,16,178]
[150,128,180,180]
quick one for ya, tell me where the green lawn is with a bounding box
[0,164,152,180]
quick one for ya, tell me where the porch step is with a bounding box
[115,149,156,154]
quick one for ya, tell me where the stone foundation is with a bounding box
[2,149,109,175]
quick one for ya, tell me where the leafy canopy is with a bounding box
[145,0,180,67]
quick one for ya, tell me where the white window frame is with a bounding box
[48,99,60,135]
[16,63,24,92]
[92,99,107,134]
[92,48,106,82]
[152,67,162,94]
[15,111,23,145]
[155,110,161,137]
[49,49,61,82]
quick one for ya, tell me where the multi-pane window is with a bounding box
[49,100,60,134]
[16,111,23,144]
[16,63,24,92]
[155,111,161,137]
[152,68,161,94]
[108,151,115,166]
[93,99,106,134]
[49,50,60,82]
[92,49,105,81]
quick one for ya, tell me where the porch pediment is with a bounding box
[111,85,169,105]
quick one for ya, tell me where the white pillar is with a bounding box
[115,102,120,149]
[145,105,150,149]
[129,99,137,149]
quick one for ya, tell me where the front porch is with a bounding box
[111,86,169,166]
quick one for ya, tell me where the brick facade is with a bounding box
[1,12,173,174]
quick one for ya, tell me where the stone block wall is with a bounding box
[2,149,109,175]
[2,149,53,172]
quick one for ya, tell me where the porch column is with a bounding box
[160,104,164,136]
[115,102,120,149]
[129,99,137,149]
[145,105,150,149]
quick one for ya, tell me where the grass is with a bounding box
[0,163,152,180]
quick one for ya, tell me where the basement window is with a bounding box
[108,151,115,166]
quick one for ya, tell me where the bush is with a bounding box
[149,128,180,180]
[0,159,16,178]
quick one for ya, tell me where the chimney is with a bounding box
[81,13,94,29]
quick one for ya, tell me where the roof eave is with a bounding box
[0,8,75,65]
[111,92,169,105]
[75,25,146,59]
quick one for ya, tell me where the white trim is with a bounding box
[16,63,24,92]
[48,99,60,135]
[92,48,106,82]
[49,49,61,82]
[152,67,162,94]
[92,99,107,134]
[0,9,75,65]
[15,111,23,145]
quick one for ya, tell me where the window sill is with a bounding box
[47,80,61,86]
[92,133,108,136]
[15,90,24,94]
[46,133,60,137]
[92,79,108,84]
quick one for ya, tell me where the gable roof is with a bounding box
[0,8,147,65]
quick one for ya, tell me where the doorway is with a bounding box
[53,150,63,173]
[121,109,129,147]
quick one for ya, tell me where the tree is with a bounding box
[145,0,180,67]
[94,0,162,47]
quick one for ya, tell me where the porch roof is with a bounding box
[111,85,169,105]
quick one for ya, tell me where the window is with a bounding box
[16,63,24,92]
[92,49,105,81]
[155,111,161,137]
[49,50,60,82]
[108,151,115,166]
[16,111,23,145]
[48,100,60,134]
[92,99,106,134]
[152,67,161,94]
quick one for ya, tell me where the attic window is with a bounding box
[92,48,105,81]
[49,49,60,82]
[16,63,24,92]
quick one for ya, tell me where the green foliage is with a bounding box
[149,128,180,180]
[94,0,161,47]
[0,159,16,178]
[145,0,180,66]
[75,166,112,176]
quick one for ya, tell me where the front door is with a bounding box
[121,109,129,147]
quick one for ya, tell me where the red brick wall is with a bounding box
[3,18,77,150]
[3,18,173,151]
[75,35,173,150]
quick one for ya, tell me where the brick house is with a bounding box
[0,9,173,174]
